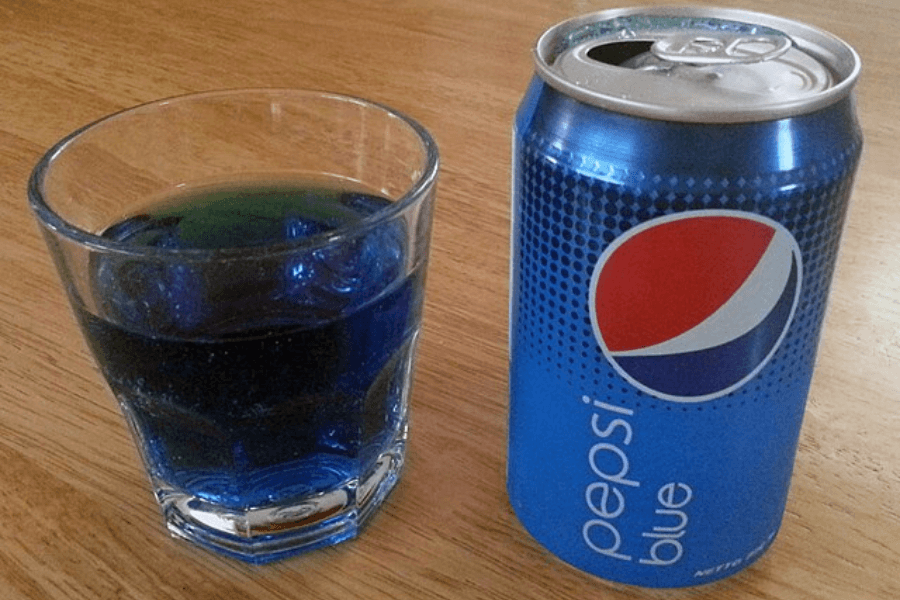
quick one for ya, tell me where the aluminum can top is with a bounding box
[534,6,861,123]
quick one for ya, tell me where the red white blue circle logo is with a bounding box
[590,210,802,402]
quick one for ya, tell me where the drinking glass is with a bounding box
[28,89,439,563]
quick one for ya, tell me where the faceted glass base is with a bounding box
[154,441,405,564]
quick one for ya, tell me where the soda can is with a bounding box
[508,7,862,588]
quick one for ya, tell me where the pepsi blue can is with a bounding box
[508,7,862,588]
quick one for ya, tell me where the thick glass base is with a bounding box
[153,440,405,564]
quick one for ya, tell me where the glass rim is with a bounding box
[27,87,440,260]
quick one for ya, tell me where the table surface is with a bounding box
[2,1,898,599]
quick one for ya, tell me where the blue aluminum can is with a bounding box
[508,7,862,588]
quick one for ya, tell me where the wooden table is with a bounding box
[2,1,897,598]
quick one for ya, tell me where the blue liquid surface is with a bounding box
[76,182,421,511]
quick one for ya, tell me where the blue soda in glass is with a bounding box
[75,179,423,561]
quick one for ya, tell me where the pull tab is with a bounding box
[651,33,792,65]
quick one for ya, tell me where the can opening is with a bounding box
[586,41,654,66]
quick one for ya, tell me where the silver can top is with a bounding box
[534,7,861,123]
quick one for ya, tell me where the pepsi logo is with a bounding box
[590,210,802,402]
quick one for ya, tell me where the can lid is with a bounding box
[534,7,861,122]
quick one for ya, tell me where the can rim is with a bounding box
[533,6,861,123]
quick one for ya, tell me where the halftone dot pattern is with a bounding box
[512,126,861,410]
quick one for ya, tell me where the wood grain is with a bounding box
[2,1,898,598]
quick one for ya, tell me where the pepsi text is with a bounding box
[582,395,694,567]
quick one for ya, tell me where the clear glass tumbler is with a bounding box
[28,89,439,563]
